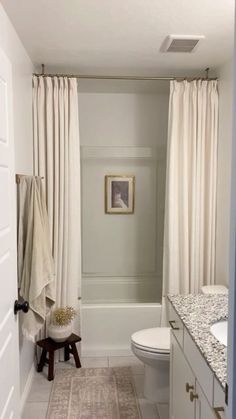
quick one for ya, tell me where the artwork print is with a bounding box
[105,175,135,214]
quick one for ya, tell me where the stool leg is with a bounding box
[37,349,47,372]
[48,350,55,381]
[64,344,70,361]
[70,343,81,368]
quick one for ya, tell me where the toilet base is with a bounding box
[143,363,169,403]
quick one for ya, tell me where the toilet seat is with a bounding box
[131,327,170,354]
[132,342,169,354]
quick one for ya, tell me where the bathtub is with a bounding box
[81,303,162,357]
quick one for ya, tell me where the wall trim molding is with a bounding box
[82,298,162,304]
[81,145,166,161]
[82,277,162,304]
[82,274,161,281]
[20,362,35,415]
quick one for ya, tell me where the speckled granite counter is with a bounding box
[168,294,228,389]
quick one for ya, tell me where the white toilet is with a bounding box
[131,285,228,403]
[131,327,170,403]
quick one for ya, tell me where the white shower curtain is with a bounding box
[33,76,81,338]
[162,80,218,324]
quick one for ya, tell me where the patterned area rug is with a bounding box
[47,367,141,419]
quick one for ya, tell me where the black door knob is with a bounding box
[14,300,29,315]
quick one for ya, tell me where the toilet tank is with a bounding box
[201,285,228,295]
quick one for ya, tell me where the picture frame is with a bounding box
[105,175,135,214]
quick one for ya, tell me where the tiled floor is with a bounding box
[22,356,169,419]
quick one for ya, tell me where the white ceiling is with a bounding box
[1,0,235,76]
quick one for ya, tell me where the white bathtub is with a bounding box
[81,303,162,357]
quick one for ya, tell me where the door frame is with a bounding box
[226,6,236,417]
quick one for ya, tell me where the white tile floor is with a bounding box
[22,356,169,419]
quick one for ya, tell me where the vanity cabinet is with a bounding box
[168,301,226,419]
[170,333,195,419]
[195,382,217,419]
[170,333,225,419]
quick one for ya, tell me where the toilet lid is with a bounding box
[131,327,170,353]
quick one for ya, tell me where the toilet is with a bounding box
[131,327,170,403]
[131,285,228,403]
[201,285,228,295]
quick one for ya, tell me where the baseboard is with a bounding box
[81,347,133,357]
[20,362,35,415]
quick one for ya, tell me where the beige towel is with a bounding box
[17,176,55,341]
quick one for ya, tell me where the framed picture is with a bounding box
[105,175,135,214]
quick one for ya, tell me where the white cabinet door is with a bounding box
[213,378,226,419]
[170,333,195,419]
[0,46,20,417]
[195,382,218,419]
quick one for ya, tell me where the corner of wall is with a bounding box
[215,58,234,286]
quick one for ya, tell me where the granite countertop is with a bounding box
[167,294,228,389]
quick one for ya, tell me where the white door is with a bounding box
[0,47,20,417]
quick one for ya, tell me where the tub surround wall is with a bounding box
[0,3,34,407]
[81,145,166,303]
[79,90,169,304]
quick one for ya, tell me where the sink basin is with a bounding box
[210,320,228,346]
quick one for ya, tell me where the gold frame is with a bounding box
[105,175,135,214]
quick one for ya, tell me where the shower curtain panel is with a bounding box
[33,76,81,342]
[162,80,218,324]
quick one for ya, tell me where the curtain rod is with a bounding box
[32,65,218,81]
[32,73,218,81]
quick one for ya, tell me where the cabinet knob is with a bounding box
[169,320,180,330]
[186,383,194,393]
[189,391,198,402]
[213,407,224,419]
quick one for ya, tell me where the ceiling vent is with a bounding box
[161,35,205,53]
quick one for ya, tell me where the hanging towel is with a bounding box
[17,176,55,341]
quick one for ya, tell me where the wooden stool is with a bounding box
[36,333,82,381]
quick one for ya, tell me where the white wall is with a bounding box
[78,90,169,303]
[78,91,169,147]
[216,58,234,286]
[0,3,34,401]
